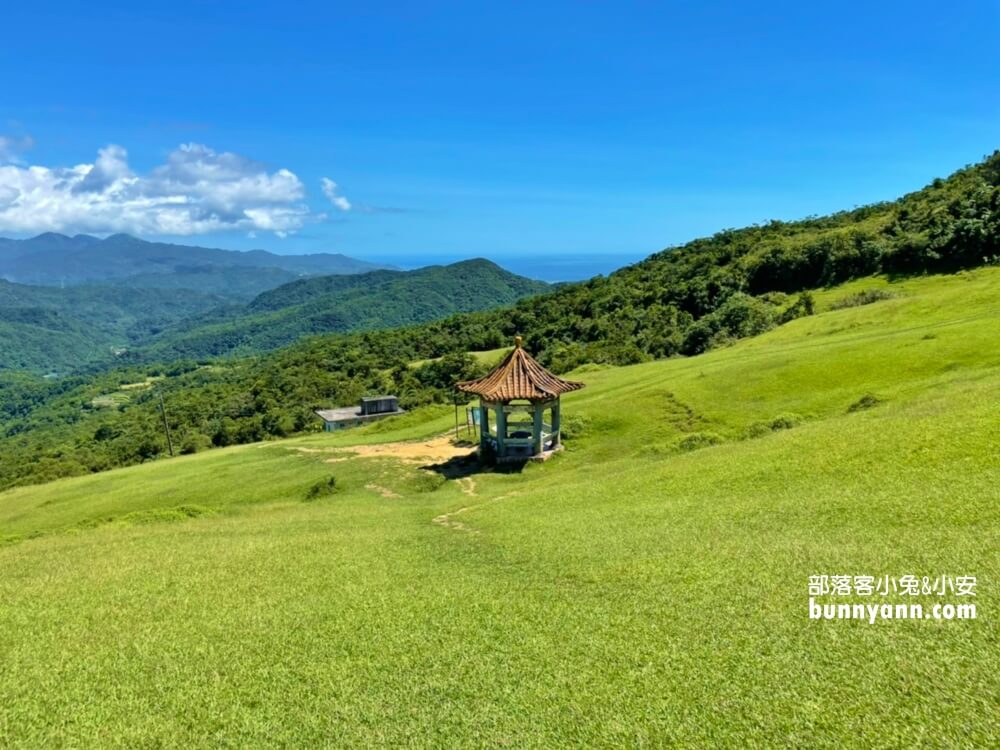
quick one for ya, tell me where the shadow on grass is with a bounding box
[422,452,527,479]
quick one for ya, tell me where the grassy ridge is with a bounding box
[2,152,998,492]
[0,269,997,746]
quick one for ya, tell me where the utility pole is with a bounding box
[158,392,174,457]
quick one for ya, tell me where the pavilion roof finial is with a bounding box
[514,335,523,348]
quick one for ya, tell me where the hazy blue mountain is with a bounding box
[0,233,389,292]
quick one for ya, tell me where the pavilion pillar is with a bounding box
[552,399,561,447]
[532,402,544,455]
[479,402,489,441]
[495,404,507,456]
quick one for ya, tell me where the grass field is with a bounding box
[408,346,512,370]
[1,270,998,747]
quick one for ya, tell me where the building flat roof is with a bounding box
[315,407,363,422]
[315,406,407,423]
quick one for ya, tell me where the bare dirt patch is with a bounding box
[432,505,478,533]
[326,434,475,464]
[365,483,402,499]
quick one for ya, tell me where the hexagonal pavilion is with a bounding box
[456,336,585,463]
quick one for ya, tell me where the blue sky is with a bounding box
[1,1,998,279]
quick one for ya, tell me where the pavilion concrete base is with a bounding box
[486,443,564,465]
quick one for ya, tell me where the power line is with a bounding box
[157,392,174,457]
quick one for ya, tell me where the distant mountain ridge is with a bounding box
[0,258,550,372]
[0,233,389,296]
[143,258,551,360]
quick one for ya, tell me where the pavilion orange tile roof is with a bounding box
[456,337,585,402]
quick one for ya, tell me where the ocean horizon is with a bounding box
[393,252,645,283]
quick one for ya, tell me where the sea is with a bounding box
[396,253,645,283]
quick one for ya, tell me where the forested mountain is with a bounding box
[1,151,998,491]
[0,281,226,373]
[105,266,305,299]
[141,259,551,360]
[0,232,388,292]
[0,259,548,373]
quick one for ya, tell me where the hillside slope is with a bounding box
[141,259,550,360]
[1,152,998,490]
[0,280,227,373]
[1,269,997,746]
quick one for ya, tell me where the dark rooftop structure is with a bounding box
[315,395,404,431]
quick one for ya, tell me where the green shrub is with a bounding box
[830,289,895,310]
[779,291,816,323]
[179,434,213,455]
[121,505,215,525]
[769,413,803,430]
[674,432,724,452]
[411,471,446,493]
[305,476,338,500]
[847,393,885,413]
[746,413,804,438]
[559,413,592,440]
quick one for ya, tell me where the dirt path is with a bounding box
[432,505,478,533]
[324,434,475,464]
[294,432,493,524]
[365,483,402,499]
[432,492,519,534]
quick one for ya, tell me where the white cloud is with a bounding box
[321,177,352,211]
[0,134,35,165]
[74,144,131,192]
[0,142,313,236]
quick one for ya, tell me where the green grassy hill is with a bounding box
[2,153,997,490]
[1,269,997,747]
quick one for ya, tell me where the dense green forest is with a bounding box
[1,151,997,491]
[0,258,547,373]
[138,259,551,360]
[104,266,307,299]
[0,281,227,373]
